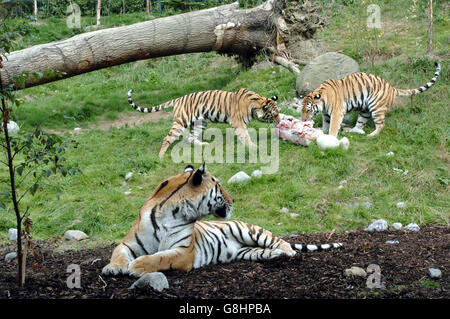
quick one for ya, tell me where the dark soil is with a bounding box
[1,225,448,299]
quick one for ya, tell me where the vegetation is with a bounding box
[0,0,448,242]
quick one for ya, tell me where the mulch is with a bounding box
[0,225,448,299]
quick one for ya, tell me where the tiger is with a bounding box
[300,62,441,137]
[101,164,343,277]
[127,88,280,158]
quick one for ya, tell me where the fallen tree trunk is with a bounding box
[1,0,325,90]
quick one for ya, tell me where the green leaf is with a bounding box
[17,165,24,176]
[30,183,39,195]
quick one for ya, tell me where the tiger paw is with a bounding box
[128,256,157,277]
[350,127,365,134]
[101,263,129,276]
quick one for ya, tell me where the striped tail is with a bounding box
[396,62,441,97]
[291,242,343,253]
[127,89,174,113]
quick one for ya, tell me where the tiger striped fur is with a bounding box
[127,88,280,158]
[102,164,343,277]
[300,62,441,137]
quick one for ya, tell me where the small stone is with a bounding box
[73,127,81,132]
[289,234,300,239]
[339,180,347,186]
[385,240,399,245]
[125,172,133,181]
[251,170,263,178]
[366,219,388,232]
[289,213,299,218]
[344,266,367,278]
[391,222,403,230]
[386,151,394,157]
[428,268,442,279]
[64,230,89,241]
[130,272,169,292]
[227,171,250,184]
[280,207,289,214]
[404,223,420,232]
[7,121,20,134]
[8,228,17,241]
[361,202,372,209]
[5,252,17,261]
[124,191,132,195]
[396,202,407,209]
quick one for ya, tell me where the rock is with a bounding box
[386,151,394,157]
[227,171,250,184]
[5,252,17,261]
[125,172,133,181]
[428,268,442,279]
[251,170,263,178]
[344,266,367,278]
[7,121,20,134]
[73,127,81,132]
[296,52,360,96]
[64,230,89,241]
[366,219,388,232]
[280,207,289,214]
[124,191,132,196]
[391,222,403,230]
[290,213,299,218]
[289,234,300,239]
[404,223,420,232]
[385,240,399,245]
[8,228,17,241]
[361,202,372,209]
[130,272,169,292]
[396,202,407,209]
[289,39,326,66]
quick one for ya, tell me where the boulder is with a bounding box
[296,52,360,96]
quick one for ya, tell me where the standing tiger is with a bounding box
[127,88,280,158]
[102,164,343,277]
[300,62,441,137]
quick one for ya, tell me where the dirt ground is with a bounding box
[0,225,448,299]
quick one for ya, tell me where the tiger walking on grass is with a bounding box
[127,88,280,158]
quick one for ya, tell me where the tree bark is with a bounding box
[33,0,38,18]
[426,0,433,55]
[96,0,101,26]
[1,0,323,91]
[146,0,151,16]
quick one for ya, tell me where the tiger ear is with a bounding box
[192,163,206,186]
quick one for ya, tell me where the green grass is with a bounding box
[1,2,449,241]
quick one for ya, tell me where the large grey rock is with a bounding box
[64,230,89,241]
[296,52,360,96]
[8,228,17,241]
[130,272,169,292]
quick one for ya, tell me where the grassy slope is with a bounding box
[0,2,448,240]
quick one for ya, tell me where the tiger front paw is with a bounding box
[128,256,157,277]
[101,263,129,276]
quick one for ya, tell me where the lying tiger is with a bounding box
[102,164,343,277]
[127,88,280,158]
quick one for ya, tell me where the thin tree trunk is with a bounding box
[96,0,101,26]
[426,0,433,55]
[146,0,151,16]
[33,0,38,18]
[1,0,322,90]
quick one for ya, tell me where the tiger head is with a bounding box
[151,163,233,221]
[246,91,280,124]
[300,90,325,122]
